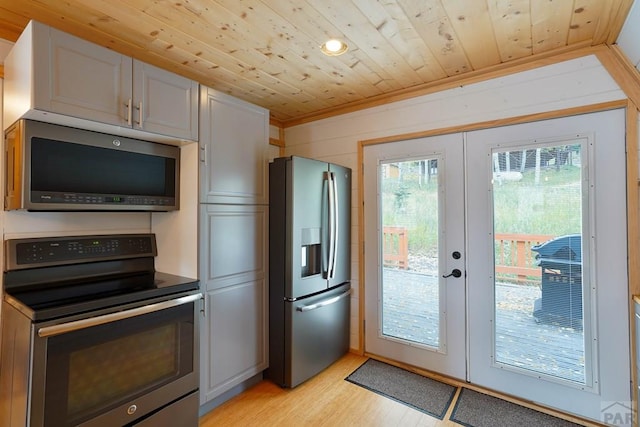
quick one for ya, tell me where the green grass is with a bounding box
[493,165,581,235]
[382,176,439,252]
[382,164,582,254]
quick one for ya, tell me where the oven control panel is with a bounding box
[5,234,158,269]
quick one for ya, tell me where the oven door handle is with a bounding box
[37,293,202,338]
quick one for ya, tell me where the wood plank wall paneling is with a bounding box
[268,137,284,147]
[625,101,640,426]
[285,53,625,150]
[597,60,640,422]
[281,43,603,128]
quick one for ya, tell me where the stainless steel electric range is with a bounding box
[0,234,201,427]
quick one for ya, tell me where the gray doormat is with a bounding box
[345,358,456,419]
[450,388,581,427]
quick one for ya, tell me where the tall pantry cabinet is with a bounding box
[198,87,270,408]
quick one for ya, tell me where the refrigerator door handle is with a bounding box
[326,171,339,279]
[330,171,339,279]
[296,289,351,312]
[322,171,335,279]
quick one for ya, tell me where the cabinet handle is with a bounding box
[138,101,143,128]
[126,99,132,126]
[200,144,207,166]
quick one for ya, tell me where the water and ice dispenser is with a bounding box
[300,228,321,277]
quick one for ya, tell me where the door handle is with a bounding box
[329,172,339,279]
[443,269,462,278]
[323,171,337,280]
[38,293,202,337]
[296,289,351,312]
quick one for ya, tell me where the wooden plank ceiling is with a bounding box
[0,0,633,126]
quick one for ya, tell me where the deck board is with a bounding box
[382,268,585,383]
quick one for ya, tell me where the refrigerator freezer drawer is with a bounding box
[286,283,351,387]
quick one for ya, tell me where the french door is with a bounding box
[363,109,630,422]
[363,132,466,379]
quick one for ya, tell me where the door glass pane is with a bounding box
[492,142,587,384]
[380,158,441,348]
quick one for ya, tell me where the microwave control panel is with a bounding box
[32,192,175,208]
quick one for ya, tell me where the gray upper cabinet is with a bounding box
[199,87,269,204]
[132,61,198,141]
[3,20,198,142]
[35,25,133,129]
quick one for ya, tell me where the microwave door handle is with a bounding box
[37,293,202,338]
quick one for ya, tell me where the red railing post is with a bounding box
[382,226,408,269]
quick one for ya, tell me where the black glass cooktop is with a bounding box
[4,270,199,321]
[3,234,199,322]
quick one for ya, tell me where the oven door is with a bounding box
[28,292,201,427]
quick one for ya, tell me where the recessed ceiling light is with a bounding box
[321,39,348,56]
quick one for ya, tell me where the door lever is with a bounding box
[442,269,462,278]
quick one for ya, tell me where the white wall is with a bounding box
[618,0,640,71]
[0,38,12,62]
[283,54,626,350]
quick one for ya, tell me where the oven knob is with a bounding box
[127,404,137,415]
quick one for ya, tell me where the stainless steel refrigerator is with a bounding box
[267,156,351,388]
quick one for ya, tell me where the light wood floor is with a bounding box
[198,352,450,426]
[199,352,603,427]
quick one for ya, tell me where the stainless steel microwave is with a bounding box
[4,119,180,211]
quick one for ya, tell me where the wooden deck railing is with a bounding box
[494,233,554,282]
[382,228,555,282]
[382,226,409,269]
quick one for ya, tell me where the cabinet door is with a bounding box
[36,25,132,127]
[199,204,268,404]
[200,87,269,204]
[133,60,199,141]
